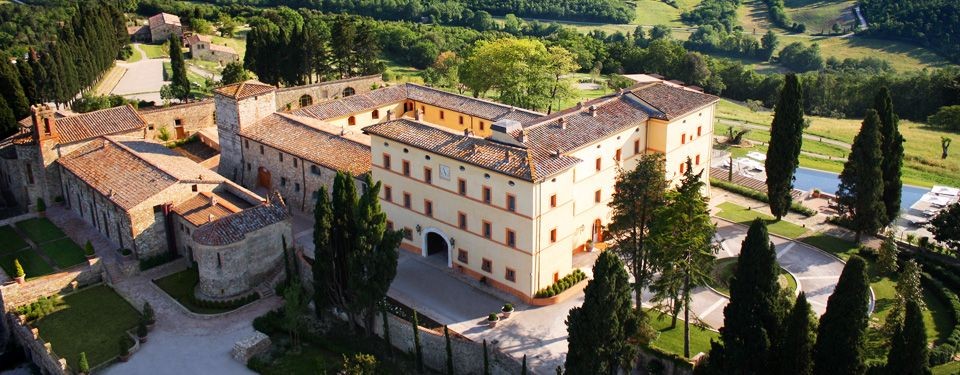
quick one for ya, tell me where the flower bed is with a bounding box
[534,269,587,298]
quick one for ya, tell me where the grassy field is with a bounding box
[633,0,701,27]
[124,48,143,63]
[715,202,809,238]
[211,33,247,60]
[648,308,719,357]
[784,0,856,34]
[716,99,960,188]
[0,225,29,254]
[39,238,87,269]
[1,249,53,279]
[738,0,772,34]
[933,361,960,375]
[34,285,141,369]
[16,218,66,243]
[139,43,168,59]
[777,35,955,72]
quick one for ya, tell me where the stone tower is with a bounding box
[214,81,277,182]
[30,104,63,205]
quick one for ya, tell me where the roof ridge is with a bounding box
[275,113,370,148]
[101,136,181,182]
[404,83,546,116]
[524,94,620,130]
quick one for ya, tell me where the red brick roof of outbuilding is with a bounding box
[191,192,290,247]
[628,83,718,120]
[214,81,277,100]
[239,113,372,176]
[54,105,148,144]
[148,13,181,29]
[363,119,581,182]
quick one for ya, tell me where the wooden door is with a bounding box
[175,125,186,140]
[257,167,271,189]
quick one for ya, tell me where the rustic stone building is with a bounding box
[185,34,239,65]
[148,13,182,43]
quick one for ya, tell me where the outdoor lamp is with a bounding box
[415,224,422,233]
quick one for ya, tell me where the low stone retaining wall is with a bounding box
[5,312,68,375]
[0,259,103,311]
[0,212,38,228]
[528,279,588,306]
[636,347,695,375]
[231,331,271,363]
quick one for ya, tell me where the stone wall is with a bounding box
[0,259,102,312]
[193,218,290,299]
[150,23,181,43]
[215,90,277,182]
[190,43,239,65]
[139,101,215,140]
[5,313,68,375]
[274,75,384,111]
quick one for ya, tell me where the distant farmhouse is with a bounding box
[148,12,182,43]
[185,34,239,65]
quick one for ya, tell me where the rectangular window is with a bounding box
[697,126,702,137]
[458,178,467,195]
[550,194,557,208]
[279,152,284,162]
[191,184,198,192]
[506,194,516,212]
[403,227,413,240]
[424,167,432,184]
[458,212,467,230]
[679,162,686,174]
[482,186,492,204]
[681,133,686,145]
[459,116,464,125]
[293,159,298,167]
[482,258,492,273]
[294,183,300,192]
[280,177,287,187]
[440,110,445,120]
[506,229,516,248]
[403,192,411,209]
[312,190,320,200]
[505,268,516,282]
[550,228,557,243]
[595,189,601,203]
[384,186,393,202]
[634,140,640,154]
[260,145,264,154]
[402,160,411,176]
[482,221,492,239]
[615,149,622,161]
[595,157,601,171]
[383,153,392,170]
[424,200,433,217]
[695,154,701,165]
[479,121,485,130]
[457,249,468,263]
[245,139,249,148]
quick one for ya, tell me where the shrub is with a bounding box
[918,236,931,250]
[35,197,46,212]
[502,303,514,312]
[84,241,95,257]
[15,295,62,321]
[119,336,131,357]
[929,344,954,366]
[709,178,816,216]
[488,313,499,321]
[13,258,24,278]
[139,252,177,271]
[157,126,171,142]
[919,273,960,359]
[341,353,378,375]
[78,352,89,373]
[534,269,588,298]
[143,302,155,324]
[137,320,148,338]
[188,292,259,311]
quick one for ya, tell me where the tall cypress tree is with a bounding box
[712,218,789,374]
[875,87,904,225]
[780,292,816,375]
[0,55,31,119]
[444,325,454,374]
[765,74,804,220]
[813,256,870,375]
[17,55,39,106]
[311,186,333,315]
[885,299,930,375]
[0,96,17,138]
[168,36,191,101]
[565,251,641,375]
[837,110,887,242]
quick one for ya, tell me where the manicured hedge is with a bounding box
[919,273,960,365]
[534,269,587,298]
[190,292,259,311]
[709,178,816,217]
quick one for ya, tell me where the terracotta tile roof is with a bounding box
[292,85,407,120]
[405,84,544,123]
[173,192,243,227]
[149,13,181,29]
[363,119,580,182]
[521,94,651,154]
[185,34,212,44]
[208,44,237,54]
[53,105,148,144]
[214,81,276,100]
[57,137,224,210]
[240,113,372,176]
[192,193,290,246]
[629,83,718,120]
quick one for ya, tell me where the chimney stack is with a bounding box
[577,102,584,109]
[386,109,393,121]
[463,129,470,138]
[617,88,624,96]
[588,105,598,117]
[558,117,567,130]
[415,108,423,121]
[208,214,215,223]
[504,149,511,163]
[210,194,218,206]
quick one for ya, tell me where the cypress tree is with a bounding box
[712,218,789,374]
[875,87,904,224]
[885,299,930,375]
[482,339,490,375]
[521,355,528,375]
[813,256,870,375]
[16,57,38,106]
[381,304,392,356]
[445,325,454,374]
[565,251,640,374]
[413,311,423,372]
[837,110,887,242]
[0,55,30,119]
[765,73,804,220]
[312,186,333,315]
[779,292,816,375]
[168,36,191,101]
[0,96,16,139]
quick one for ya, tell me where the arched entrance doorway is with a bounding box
[422,228,451,268]
[299,94,313,108]
[591,219,603,243]
[342,87,355,97]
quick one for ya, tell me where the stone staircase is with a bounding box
[255,268,287,299]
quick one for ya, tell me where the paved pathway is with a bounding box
[113,44,167,103]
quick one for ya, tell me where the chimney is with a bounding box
[509,106,516,112]
[386,109,393,121]
[504,149,511,163]
[517,131,525,143]
[463,129,470,138]
[552,149,561,158]
[210,194,218,206]
[558,117,567,130]
[617,88,624,96]
[588,105,598,117]
[471,144,478,154]
[208,214,215,223]
[31,104,58,142]
[577,102,584,109]
[415,108,423,121]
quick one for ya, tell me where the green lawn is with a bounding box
[784,0,856,34]
[634,0,701,27]
[254,344,343,375]
[154,268,236,314]
[33,285,141,369]
[16,218,66,244]
[715,202,809,238]
[778,35,955,72]
[139,43,168,59]
[799,233,859,259]
[716,123,849,159]
[708,257,798,296]
[211,34,247,60]
[124,47,143,63]
[1,249,54,279]
[0,225,29,255]
[648,309,719,357]
[933,360,960,375]
[39,238,87,269]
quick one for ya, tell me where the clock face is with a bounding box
[439,165,451,180]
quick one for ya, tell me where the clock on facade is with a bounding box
[439,165,451,180]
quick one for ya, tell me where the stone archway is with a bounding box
[421,227,452,268]
[299,94,314,108]
[342,87,356,97]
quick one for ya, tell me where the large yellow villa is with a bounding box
[213,78,718,301]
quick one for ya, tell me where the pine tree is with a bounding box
[413,311,423,372]
[765,73,804,220]
[780,292,816,375]
[312,186,334,315]
[444,325,454,374]
[521,355,528,375]
[609,153,667,309]
[482,339,490,375]
[813,256,871,375]
[712,218,789,374]
[837,110,886,242]
[885,299,930,375]
[168,36,191,101]
[0,55,30,119]
[875,87,904,225]
[565,251,641,374]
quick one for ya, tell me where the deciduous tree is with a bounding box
[813,256,870,375]
[929,203,960,254]
[765,73,804,220]
[837,110,886,242]
[220,62,251,85]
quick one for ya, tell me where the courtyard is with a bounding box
[0,218,88,280]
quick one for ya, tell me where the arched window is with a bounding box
[348,116,357,126]
[372,109,380,119]
[299,95,313,108]
[342,87,356,97]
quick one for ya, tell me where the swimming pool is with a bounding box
[792,167,927,209]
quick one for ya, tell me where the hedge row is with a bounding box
[139,252,178,271]
[190,292,259,311]
[709,178,817,217]
[15,295,61,321]
[534,269,587,298]
[919,273,960,365]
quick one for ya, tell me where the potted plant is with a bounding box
[118,336,132,362]
[84,241,96,259]
[501,303,514,319]
[13,259,25,284]
[143,302,156,329]
[487,313,500,328]
[137,319,148,343]
[77,352,89,375]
